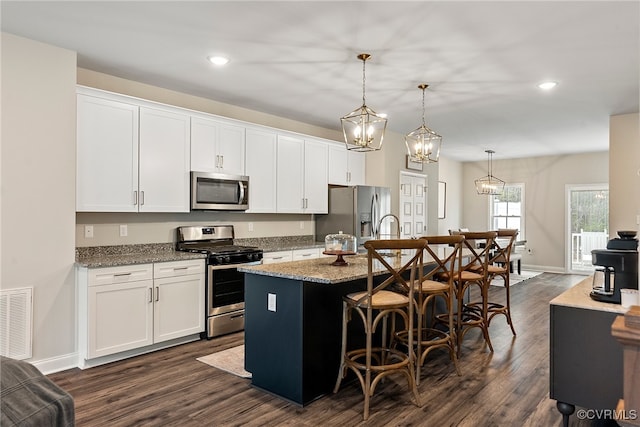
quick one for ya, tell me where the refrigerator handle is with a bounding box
[371,193,378,238]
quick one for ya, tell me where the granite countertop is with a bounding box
[239,251,429,285]
[235,235,324,253]
[550,276,629,314]
[76,243,206,268]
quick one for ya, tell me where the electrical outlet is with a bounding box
[268,293,277,312]
[527,248,533,255]
[248,222,254,232]
[299,221,305,230]
[119,224,128,237]
[84,225,94,239]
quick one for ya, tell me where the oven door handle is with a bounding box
[208,260,262,270]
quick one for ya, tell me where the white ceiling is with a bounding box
[2,1,638,162]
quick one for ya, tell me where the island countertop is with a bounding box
[238,252,424,284]
[550,275,628,314]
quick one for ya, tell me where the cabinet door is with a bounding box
[139,107,191,212]
[245,128,277,213]
[217,122,245,175]
[77,94,139,212]
[347,150,366,186]
[276,134,305,213]
[153,274,205,343]
[190,116,218,173]
[304,139,328,213]
[87,280,153,358]
[328,143,349,186]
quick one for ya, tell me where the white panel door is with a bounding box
[139,107,191,212]
[276,134,304,213]
[399,172,428,238]
[76,94,139,212]
[245,127,277,213]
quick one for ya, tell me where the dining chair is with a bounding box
[333,238,425,421]
[437,231,497,356]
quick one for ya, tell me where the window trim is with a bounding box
[489,183,525,239]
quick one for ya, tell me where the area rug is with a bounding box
[490,270,542,287]
[197,345,251,378]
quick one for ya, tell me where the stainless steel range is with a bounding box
[176,225,263,339]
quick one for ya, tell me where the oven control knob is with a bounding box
[223,255,231,264]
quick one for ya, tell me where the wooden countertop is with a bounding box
[550,276,629,314]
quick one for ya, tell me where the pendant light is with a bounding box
[405,84,442,163]
[341,53,387,152]
[475,150,505,195]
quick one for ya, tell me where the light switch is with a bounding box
[268,293,276,312]
[119,224,128,237]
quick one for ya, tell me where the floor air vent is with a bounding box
[0,288,33,360]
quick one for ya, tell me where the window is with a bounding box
[491,184,524,238]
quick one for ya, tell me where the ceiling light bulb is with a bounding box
[208,56,229,66]
[538,81,558,90]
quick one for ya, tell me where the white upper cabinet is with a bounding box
[77,88,191,213]
[276,134,305,213]
[245,127,277,213]
[77,93,139,212]
[138,107,191,212]
[276,134,328,214]
[328,143,365,186]
[303,138,329,213]
[190,116,245,176]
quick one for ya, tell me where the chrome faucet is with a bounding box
[375,213,401,240]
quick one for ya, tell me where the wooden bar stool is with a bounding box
[481,228,519,335]
[438,231,497,357]
[410,235,464,384]
[333,238,425,421]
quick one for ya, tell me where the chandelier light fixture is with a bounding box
[405,84,442,163]
[475,149,505,195]
[341,53,387,152]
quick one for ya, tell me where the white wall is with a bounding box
[609,113,639,236]
[1,33,77,370]
[462,151,608,272]
[437,156,463,235]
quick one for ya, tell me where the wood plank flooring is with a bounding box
[48,273,618,426]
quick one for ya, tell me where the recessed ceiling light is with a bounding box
[207,56,229,66]
[538,81,558,90]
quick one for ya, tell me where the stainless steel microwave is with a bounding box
[191,172,249,211]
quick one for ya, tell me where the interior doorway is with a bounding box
[566,184,609,273]
[399,172,428,238]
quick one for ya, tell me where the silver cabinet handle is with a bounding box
[220,155,224,169]
[134,191,138,206]
[173,267,188,271]
[155,286,159,302]
[148,288,153,303]
[114,272,131,277]
[140,191,145,206]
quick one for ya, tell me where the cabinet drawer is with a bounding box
[88,264,153,286]
[154,259,205,279]
[262,250,293,264]
[292,248,320,261]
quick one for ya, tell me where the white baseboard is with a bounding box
[32,352,78,375]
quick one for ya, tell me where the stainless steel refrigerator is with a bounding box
[315,185,391,247]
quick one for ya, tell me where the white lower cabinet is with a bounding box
[292,248,321,261]
[79,259,204,365]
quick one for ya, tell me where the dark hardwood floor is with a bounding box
[48,273,613,426]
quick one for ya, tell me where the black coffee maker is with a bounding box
[590,230,639,304]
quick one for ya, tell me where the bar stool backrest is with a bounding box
[459,231,498,273]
